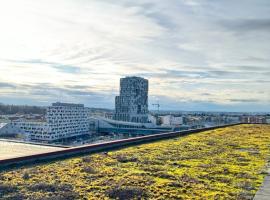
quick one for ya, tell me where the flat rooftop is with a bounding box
[0,124,269,199]
[0,140,63,160]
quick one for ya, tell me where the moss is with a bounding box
[0,124,270,199]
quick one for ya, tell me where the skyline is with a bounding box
[0,0,270,112]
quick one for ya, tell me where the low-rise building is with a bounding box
[160,115,183,126]
[241,116,266,124]
[0,123,22,136]
[1,102,89,142]
[89,116,173,135]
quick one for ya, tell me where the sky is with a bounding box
[0,0,269,112]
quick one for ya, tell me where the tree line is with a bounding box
[0,103,46,115]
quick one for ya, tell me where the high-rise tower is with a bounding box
[114,76,149,123]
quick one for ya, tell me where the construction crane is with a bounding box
[152,102,160,113]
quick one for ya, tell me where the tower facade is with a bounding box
[114,77,149,123]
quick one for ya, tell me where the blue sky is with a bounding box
[0,0,269,112]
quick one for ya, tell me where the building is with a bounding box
[114,76,149,123]
[148,114,157,125]
[89,116,173,135]
[240,116,266,124]
[0,123,22,136]
[160,115,183,126]
[44,102,88,140]
[11,121,49,140]
[9,102,89,141]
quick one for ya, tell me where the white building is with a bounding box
[114,76,149,123]
[0,123,22,136]
[11,121,49,140]
[91,116,157,130]
[148,114,157,125]
[160,115,183,126]
[9,102,89,141]
[88,116,173,134]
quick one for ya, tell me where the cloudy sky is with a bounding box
[0,0,269,112]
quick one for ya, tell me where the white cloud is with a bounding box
[0,0,269,111]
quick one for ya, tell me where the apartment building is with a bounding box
[12,102,89,141]
[114,76,149,123]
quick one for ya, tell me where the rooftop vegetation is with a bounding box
[0,124,270,199]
